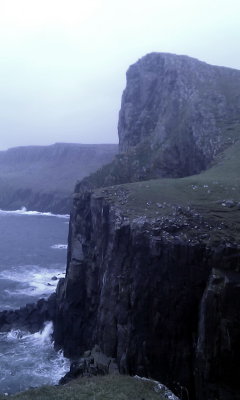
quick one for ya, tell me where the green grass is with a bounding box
[0,375,167,400]
[94,141,240,244]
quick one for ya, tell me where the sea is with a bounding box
[0,208,71,395]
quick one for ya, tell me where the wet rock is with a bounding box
[0,293,56,333]
[59,346,119,385]
[195,269,240,400]
[222,200,236,208]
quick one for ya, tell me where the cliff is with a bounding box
[54,141,240,400]
[0,143,117,213]
[1,53,239,400]
[53,54,240,400]
[118,53,240,177]
[78,53,240,190]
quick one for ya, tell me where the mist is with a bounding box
[0,0,239,149]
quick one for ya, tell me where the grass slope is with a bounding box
[0,376,167,400]
[95,140,240,244]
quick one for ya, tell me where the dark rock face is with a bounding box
[59,345,119,384]
[118,53,240,177]
[53,192,240,400]
[195,268,240,400]
[52,55,240,399]
[0,294,56,333]
[76,54,240,191]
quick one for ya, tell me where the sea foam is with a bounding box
[0,207,69,219]
[0,265,65,298]
[51,244,68,250]
[0,322,69,394]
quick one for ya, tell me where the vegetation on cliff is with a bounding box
[59,54,240,400]
[0,376,168,400]
[94,138,240,245]
[77,53,240,191]
[1,53,240,400]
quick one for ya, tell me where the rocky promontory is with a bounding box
[79,53,240,190]
[53,54,240,400]
[1,53,240,400]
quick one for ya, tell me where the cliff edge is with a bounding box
[1,53,239,400]
[78,53,240,190]
[53,54,240,400]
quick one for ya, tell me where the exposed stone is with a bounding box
[0,294,56,333]
[53,54,240,400]
[222,200,236,208]
[53,191,240,400]
[195,269,240,400]
[59,346,119,385]
[118,53,240,178]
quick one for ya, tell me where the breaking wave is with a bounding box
[0,322,69,394]
[51,244,68,250]
[0,265,65,298]
[0,207,69,219]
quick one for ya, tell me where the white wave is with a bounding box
[0,207,69,219]
[0,266,65,297]
[33,321,53,344]
[51,244,68,250]
[6,329,24,341]
[6,322,53,345]
[0,322,70,393]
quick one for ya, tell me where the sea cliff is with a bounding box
[0,53,240,400]
[53,181,240,400]
[53,53,240,400]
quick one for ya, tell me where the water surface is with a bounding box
[0,209,70,394]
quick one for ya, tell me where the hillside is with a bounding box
[95,139,240,243]
[0,143,117,213]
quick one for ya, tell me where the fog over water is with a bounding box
[0,0,239,149]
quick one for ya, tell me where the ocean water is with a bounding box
[0,209,70,395]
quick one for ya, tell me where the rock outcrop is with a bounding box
[53,54,240,400]
[59,345,119,384]
[78,53,240,191]
[195,268,240,400]
[53,189,240,400]
[0,294,56,333]
[118,53,240,178]
[2,54,239,400]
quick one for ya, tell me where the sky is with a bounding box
[0,0,240,150]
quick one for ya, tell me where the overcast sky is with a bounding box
[0,0,239,149]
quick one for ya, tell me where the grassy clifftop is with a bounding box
[0,375,170,400]
[93,139,240,245]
